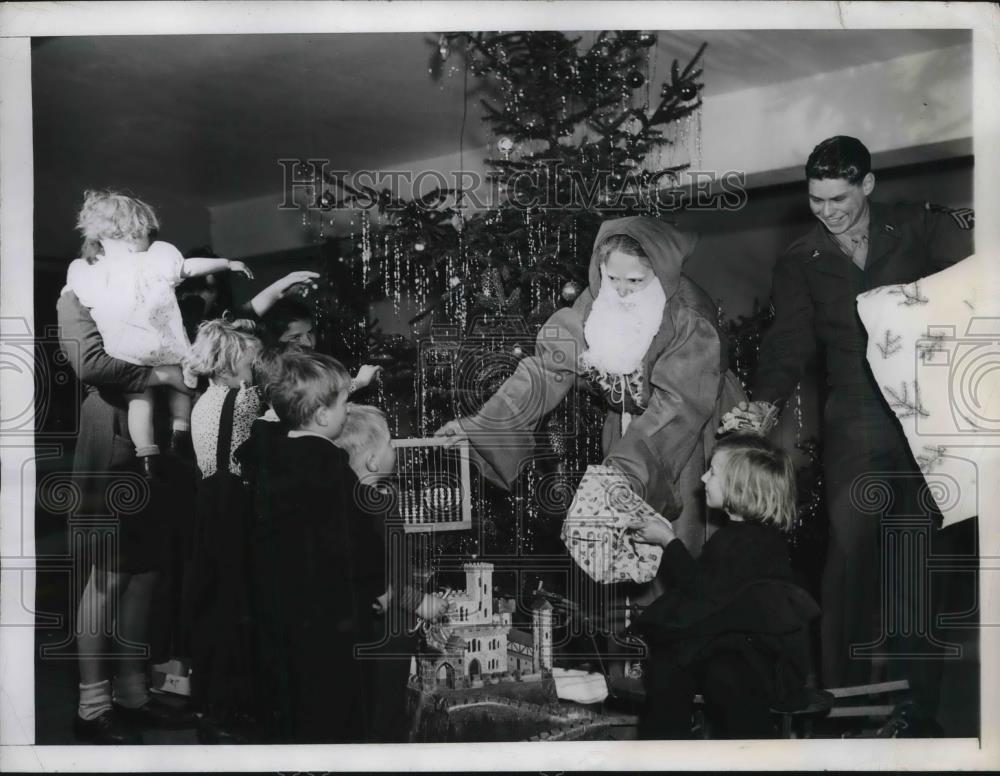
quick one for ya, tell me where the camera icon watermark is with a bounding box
[915,317,1000,437]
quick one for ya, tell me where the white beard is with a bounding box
[581,272,667,377]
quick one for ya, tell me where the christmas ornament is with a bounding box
[637,32,656,47]
[450,212,464,232]
[438,35,450,61]
[561,281,583,302]
[414,241,426,252]
[626,70,645,88]
[680,84,698,101]
[512,344,524,357]
[497,136,515,155]
[449,275,462,288]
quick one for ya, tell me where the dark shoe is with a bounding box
[169,429,195,462]
[113,699,197,730]
[196,715,253,744]
[73,710,142,744]
[138,454,164,481]
[875,701,944,738]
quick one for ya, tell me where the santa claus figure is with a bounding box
[437,216,745,563]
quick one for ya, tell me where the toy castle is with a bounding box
[418,562,553,690]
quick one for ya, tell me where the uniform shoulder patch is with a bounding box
[925,202,974,230]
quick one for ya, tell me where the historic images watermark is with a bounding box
[277,158,748,213]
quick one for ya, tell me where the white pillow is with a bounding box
[856,252,1000,525]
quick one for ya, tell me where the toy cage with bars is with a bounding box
[390,437,472,532]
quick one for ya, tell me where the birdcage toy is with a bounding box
[390,437,472,532]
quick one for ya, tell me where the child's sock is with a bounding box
[78,679,113,721]
[112,672,149,709]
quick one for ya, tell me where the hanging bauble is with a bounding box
[680,84,698,101]
[561,280,583,302]
[318,190,336,209]
[637,32,656,47]
[438,35,450,61]
[497,136,515,155]
[626,70,645,88]
[595,42,611,58]
[512,344,524,358]
[449,276,462,288]
[450,212,464,232]
[414,240,426,252]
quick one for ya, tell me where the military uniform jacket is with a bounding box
[752,201,974,406]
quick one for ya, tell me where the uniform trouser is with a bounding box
[820,393,976,716]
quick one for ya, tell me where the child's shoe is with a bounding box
[170,429,195,462]
[138,454,164,481]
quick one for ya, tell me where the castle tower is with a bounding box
[531,599,553,672]
[463,562,493,621]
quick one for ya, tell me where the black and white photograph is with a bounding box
[1,1,998,771]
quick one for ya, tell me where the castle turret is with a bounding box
[531,599,553,672]
[463,562,493,622]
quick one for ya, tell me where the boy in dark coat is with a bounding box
[334,403,446,742]
[237,352,383,743]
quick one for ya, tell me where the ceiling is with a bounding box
[31,29,968,254]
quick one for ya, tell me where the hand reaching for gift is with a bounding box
[626,514,677,547]
[718,400,779,435]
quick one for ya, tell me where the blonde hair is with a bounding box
[713,434,796,531]
[75,190,160,262]
[186,318,262,379]
[266,351,350,429]
[335,403,391,470]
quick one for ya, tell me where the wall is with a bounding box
[208,42,972,257]
[694,43,971,188]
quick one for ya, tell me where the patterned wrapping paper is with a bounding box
[560,465,669,584]
[856,252,1000,526]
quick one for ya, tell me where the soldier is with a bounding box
[721,136,974,734]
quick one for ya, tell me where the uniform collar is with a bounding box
[800,200,899,274]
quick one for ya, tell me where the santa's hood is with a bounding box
[589,216,699,302]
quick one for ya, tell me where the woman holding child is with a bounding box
[436,216,746,559]
[58,189,325,744]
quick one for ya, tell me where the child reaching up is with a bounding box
[65,190,254,477]
[334,404,447,741]
[629,434,819,740]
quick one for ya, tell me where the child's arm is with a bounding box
[246,270,320,317]
[349,365,383,393]
[628,515,701,592]
[182,257,254,279]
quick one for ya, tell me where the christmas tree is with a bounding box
[301,32,822,580]
[317,31,706,336]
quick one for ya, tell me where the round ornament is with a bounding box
[512,344,524,358]
[497,136,515,155]
[637,32,656,47]
[626,70,645,88]
[449,276,462,288]
[680,84,698,101]
[561,281,583,302]
[414,241,426,252]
